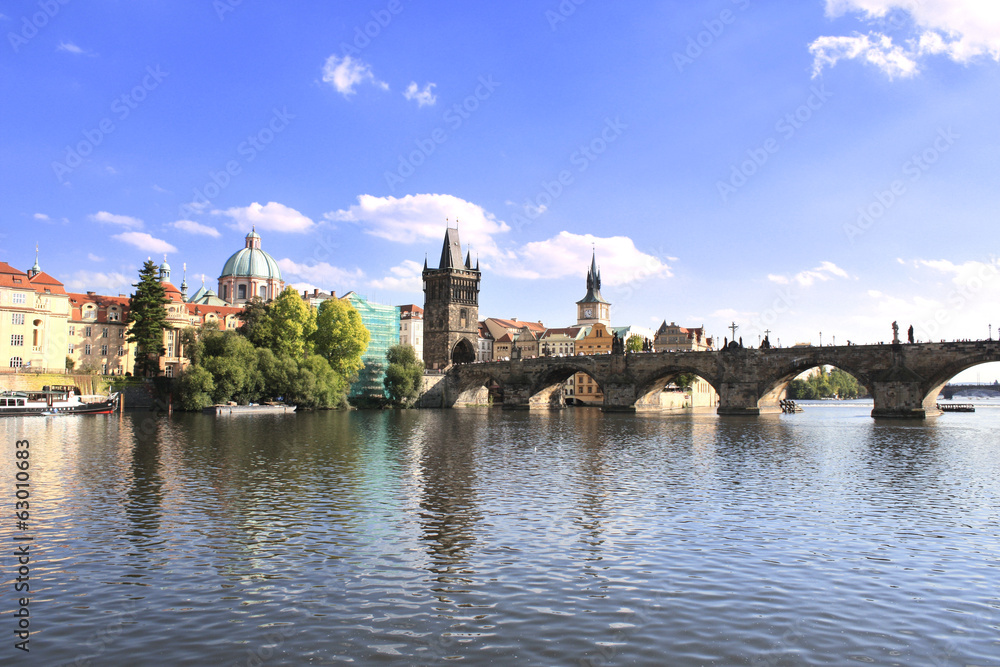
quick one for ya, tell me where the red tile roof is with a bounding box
[27,271,67,295]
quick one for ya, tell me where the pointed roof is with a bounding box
[438,227,465,269]
[576,251,610,305]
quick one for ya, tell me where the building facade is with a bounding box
[0,258,70,373]
[574,322,612,405]
[399,304,423,362]
[653,321,714,352]
[477,322,493,362]
[422,227,480,370]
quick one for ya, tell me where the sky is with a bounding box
[3,1,1000,378]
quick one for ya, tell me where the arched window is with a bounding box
[259,285,266,297]
[222,285,229,301]
[238,284,247,300]
[460,309,468,328]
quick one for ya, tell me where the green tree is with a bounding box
[626,334,644,352]
[201,330,263,404]
[127,259,169,377]
[313,298,370,381]
[65,355,75,371]
[384,344,424,406]
[237,296,274,349]
[174,366,215,411]
[266,287,317,358]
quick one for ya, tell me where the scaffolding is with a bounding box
[344,294,400,402]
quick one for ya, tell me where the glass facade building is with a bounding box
[343,293,400,402]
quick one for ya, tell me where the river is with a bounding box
[3,402,999,665]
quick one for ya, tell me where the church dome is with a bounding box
[219,229,282,281]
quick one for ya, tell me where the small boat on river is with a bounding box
[0,385,120,416]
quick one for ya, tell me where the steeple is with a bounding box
[159,254,171,283]
[576,249,610,326]
[180,262,188,300]
[438,226,465,269]
[28,244,41,278]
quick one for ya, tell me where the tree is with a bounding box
[626,334,644,352]
[174,366,215,411]
[65,355,75,371]
[313,298,369,381]
[673,373,697,389]
[384,344,424,406]
[201,330,263,404]
[237,296,274,349]
[127,259,169,377]
[266,287,317,358]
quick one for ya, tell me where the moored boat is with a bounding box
[0,385,120,416]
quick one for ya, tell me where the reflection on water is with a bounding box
[3,404,999,665]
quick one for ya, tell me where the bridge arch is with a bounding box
[757,357,872,409]
[449,367,505,406]
[921,356,1000,406]
[530,360,606,407]
[633,366,720,410]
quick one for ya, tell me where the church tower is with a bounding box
[576,251,611,326]
[422,226,481,370]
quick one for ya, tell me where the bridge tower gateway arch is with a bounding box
[422,226,481,370]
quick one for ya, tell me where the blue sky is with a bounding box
[3,1,1000,378]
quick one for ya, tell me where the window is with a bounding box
[12,313,24,325]
[165,365,173,378]
[68,343,75,353]
[83,309,96,319]
[100,345,108,355]
[12,293,26,305]
[238,284,247,300]
[102,328,108,338]
[85,344,92,355]
[222,285,228,301]
[109,310,120,321]
[10,334,23,347]
[119,329,125,338]
[101,363,108,374]
[259,285,266,297]
[85,326,92,337]
[68,326,75,336]
[118,346,125,356]
[9,357,22,369]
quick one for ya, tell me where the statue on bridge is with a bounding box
[908,325,914,344]
[760,335,771,349]
[892,321,900,344]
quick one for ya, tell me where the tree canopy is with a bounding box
[384,344,424,407]
[312,298,369,381]
[127,259,169,377]
[786,367,864,400]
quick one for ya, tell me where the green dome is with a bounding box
[219,230,282,284]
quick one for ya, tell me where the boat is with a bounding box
[0,385,120,416]
[204,402,297,415]
[937,403,975,413]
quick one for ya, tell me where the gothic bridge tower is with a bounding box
[423,226,480,370]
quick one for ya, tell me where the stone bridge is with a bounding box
[436,341,1000,419]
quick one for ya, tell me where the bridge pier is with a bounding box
[601,383,638,412]
[870,380,941,419]
[716,382,780,416]
[501,382,564,410]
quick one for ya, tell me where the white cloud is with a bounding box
[500,231,673,286]
[172,219,221,238]
[87,253,104,262]
[33,213,49,221]
[811,0,1000,77]
[403,82,437,107]
[768,261,850,287]
[276,258,365,288]
[321,55,388,97]
[213,201,315,233]
[57,41,89,56]
[63,270,130,292]
[90,211,143,228]
[327,193,511,259]
[112,232,177,254]
[152,184,170,194]
[810,33,919,78]
[369,260,424,293]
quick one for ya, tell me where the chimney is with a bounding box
[87,291,96,296]
[119,294,125,297]
[314,288,319,296]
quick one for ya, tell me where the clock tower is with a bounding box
[576,251,611,327]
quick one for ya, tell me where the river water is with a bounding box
[3,402,999,665]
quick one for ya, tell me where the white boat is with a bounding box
[0,385,120,416]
